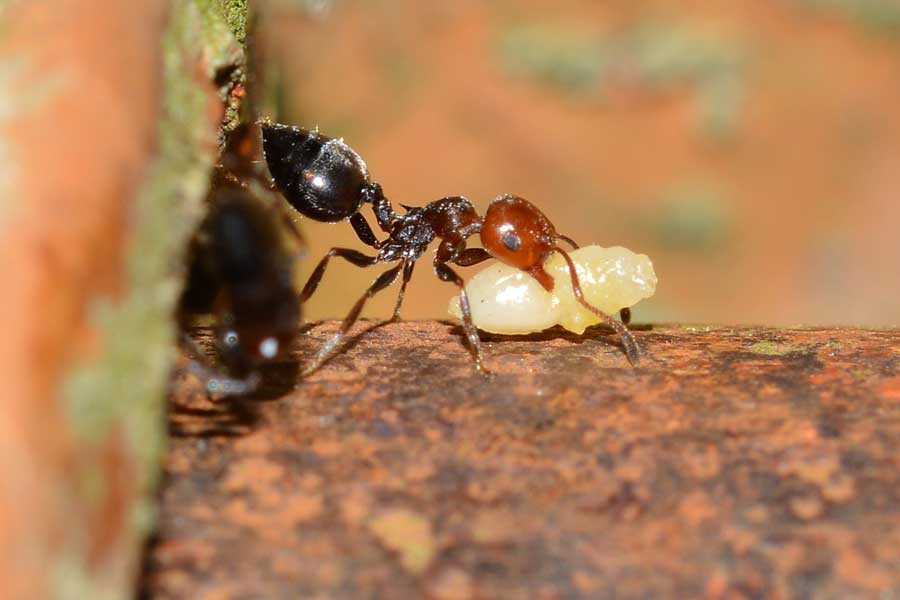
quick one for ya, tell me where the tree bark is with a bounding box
[146,322,900,598]
[0,2,247,598]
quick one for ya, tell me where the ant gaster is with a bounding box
[260,121,640,374]
[177,124,303,394]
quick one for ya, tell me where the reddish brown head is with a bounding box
[480,194,559,290]
[480,193,639,365]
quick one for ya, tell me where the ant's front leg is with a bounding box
[435,241,490,374]
[552,245,640,366]
[553,235,631,326]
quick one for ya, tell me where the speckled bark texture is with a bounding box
[0,1,247,598]
[145,322,900,599]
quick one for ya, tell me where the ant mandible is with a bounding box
[260,120,640,374]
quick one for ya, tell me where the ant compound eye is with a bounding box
[502,232,522,252]
[259,337,279,359]
[223,331,239,347]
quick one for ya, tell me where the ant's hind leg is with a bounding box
[302,262,403,376]
[390,260,415,321]
[301,248,380,303]
[434,261,490,374]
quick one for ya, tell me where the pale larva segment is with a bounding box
[448,245,657,335]
[447,263,561,334]
[546,246,657,334]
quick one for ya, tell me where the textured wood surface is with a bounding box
[144,322,900,599]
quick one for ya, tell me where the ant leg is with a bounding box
[302,262,403,376]
[349,212,382,248]
[390,259,415,321]
[300,248,380,303]
[453,248,491,267]
[553,246,641,366]
[434,261,490,374]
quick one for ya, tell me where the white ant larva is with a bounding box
[449,245,657,335]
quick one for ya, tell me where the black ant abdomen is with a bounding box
[260,122,373,222]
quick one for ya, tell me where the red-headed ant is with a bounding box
[260,121,640,374]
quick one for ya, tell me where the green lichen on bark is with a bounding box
[196,0,249,138]
[800,0,900,37]
[59,1,246,598]
[196,0,246,71]
[748,340,805,356]
[497,21,747,140]
[218,0,249,44]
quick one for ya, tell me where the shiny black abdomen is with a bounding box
[261,122,369,222]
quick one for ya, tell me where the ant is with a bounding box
[177,123,304,395]
[260,120,640,375]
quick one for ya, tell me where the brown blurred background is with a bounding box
[261,0,900,326]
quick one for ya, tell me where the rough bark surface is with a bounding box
[145,322,900,599]
[0,1,246,598]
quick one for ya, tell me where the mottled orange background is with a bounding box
[263,0,900,326]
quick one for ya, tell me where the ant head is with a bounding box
[480,195,558,290]
[261,121,369,222]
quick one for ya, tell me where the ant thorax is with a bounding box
[449,245,657,335]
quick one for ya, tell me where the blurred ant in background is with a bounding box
[260,121,639,374]
[176,123,304,396]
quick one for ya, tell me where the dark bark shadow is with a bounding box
[437,319,654,363]
[166,357,299,438]
[440,320,653,342]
